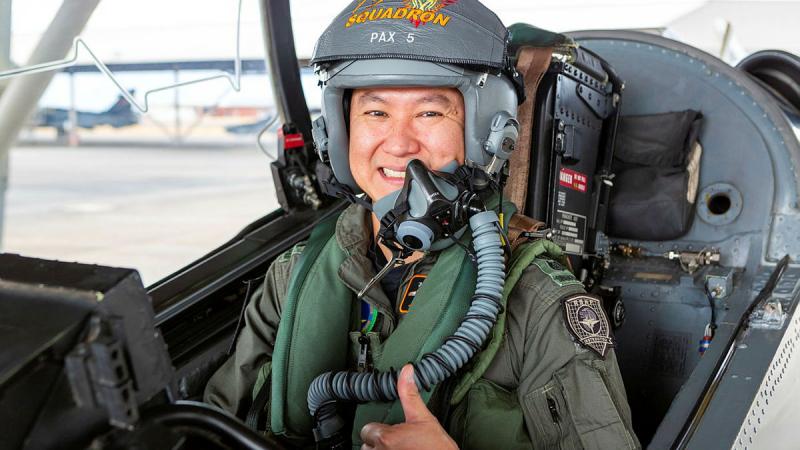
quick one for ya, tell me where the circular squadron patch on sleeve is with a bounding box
[561,294,614,358]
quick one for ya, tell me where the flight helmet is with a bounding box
[310,0,523,197]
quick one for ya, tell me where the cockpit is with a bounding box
[2,4,800,450]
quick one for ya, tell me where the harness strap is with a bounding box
[270,213,344,437]
[504,46,554,211]
[507,213,546,252]
[246,365,271,431]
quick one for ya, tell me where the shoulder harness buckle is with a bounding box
[507,213,548,251]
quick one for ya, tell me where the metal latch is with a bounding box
[65,316,139,429]
[750,299,787,330]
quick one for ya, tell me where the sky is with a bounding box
[12,0,799,62]
[9,0,708,62]
[7,0,800,110]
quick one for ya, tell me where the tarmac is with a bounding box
[4,141,279,285]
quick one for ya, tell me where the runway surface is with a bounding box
[4,143,278,285]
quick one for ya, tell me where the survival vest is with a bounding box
[250,205,574,448]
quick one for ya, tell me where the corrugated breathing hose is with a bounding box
[306,210,505,419]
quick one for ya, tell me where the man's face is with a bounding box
[348,87,465,201]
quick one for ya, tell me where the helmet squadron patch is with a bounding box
[345,0,458,28]
[562,294,613,358]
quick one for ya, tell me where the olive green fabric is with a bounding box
[268,204,479,439]
[451,238,569,405]
[269,214,350,436]
[349,236,476,445]
[531,258,583,288]
[204,203,641,449]
[450,379,532,450]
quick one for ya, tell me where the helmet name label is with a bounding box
[370,31,396,43]
[345,0,457,28]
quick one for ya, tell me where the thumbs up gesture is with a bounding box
[360,364,458,450]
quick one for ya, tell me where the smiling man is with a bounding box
[349,87,466,261]
[205,1,639,449]
[349,88,465,200]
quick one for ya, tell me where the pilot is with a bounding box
[205,1,640,449]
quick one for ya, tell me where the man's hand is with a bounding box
[360,364,458,450]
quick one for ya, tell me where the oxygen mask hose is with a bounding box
[307,210,506,437]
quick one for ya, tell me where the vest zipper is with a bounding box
[357,334,371,372]
[547,395,565,440]
[547,397,560,423]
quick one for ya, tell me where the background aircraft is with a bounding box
[32,90,138,136]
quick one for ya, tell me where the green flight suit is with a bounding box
[205,203,640,449]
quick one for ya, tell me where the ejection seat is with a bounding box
[512,26,800,448]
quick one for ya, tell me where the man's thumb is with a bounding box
[398,364,434,423]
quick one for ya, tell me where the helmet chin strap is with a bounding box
[316,162,375,211]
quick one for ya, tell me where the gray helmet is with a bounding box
[310,0,522,195]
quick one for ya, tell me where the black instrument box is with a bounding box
[526,48,622,258]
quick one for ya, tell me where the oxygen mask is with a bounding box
[372,159,487,255]
[356,159,489,301]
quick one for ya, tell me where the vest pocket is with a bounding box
[522,378,579,450]
[459,379,532,450]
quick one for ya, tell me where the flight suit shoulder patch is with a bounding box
[277,242,306,263]
[561,294,614,359]
[531,257,582,288]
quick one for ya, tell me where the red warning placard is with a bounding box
[559,168,588,193]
